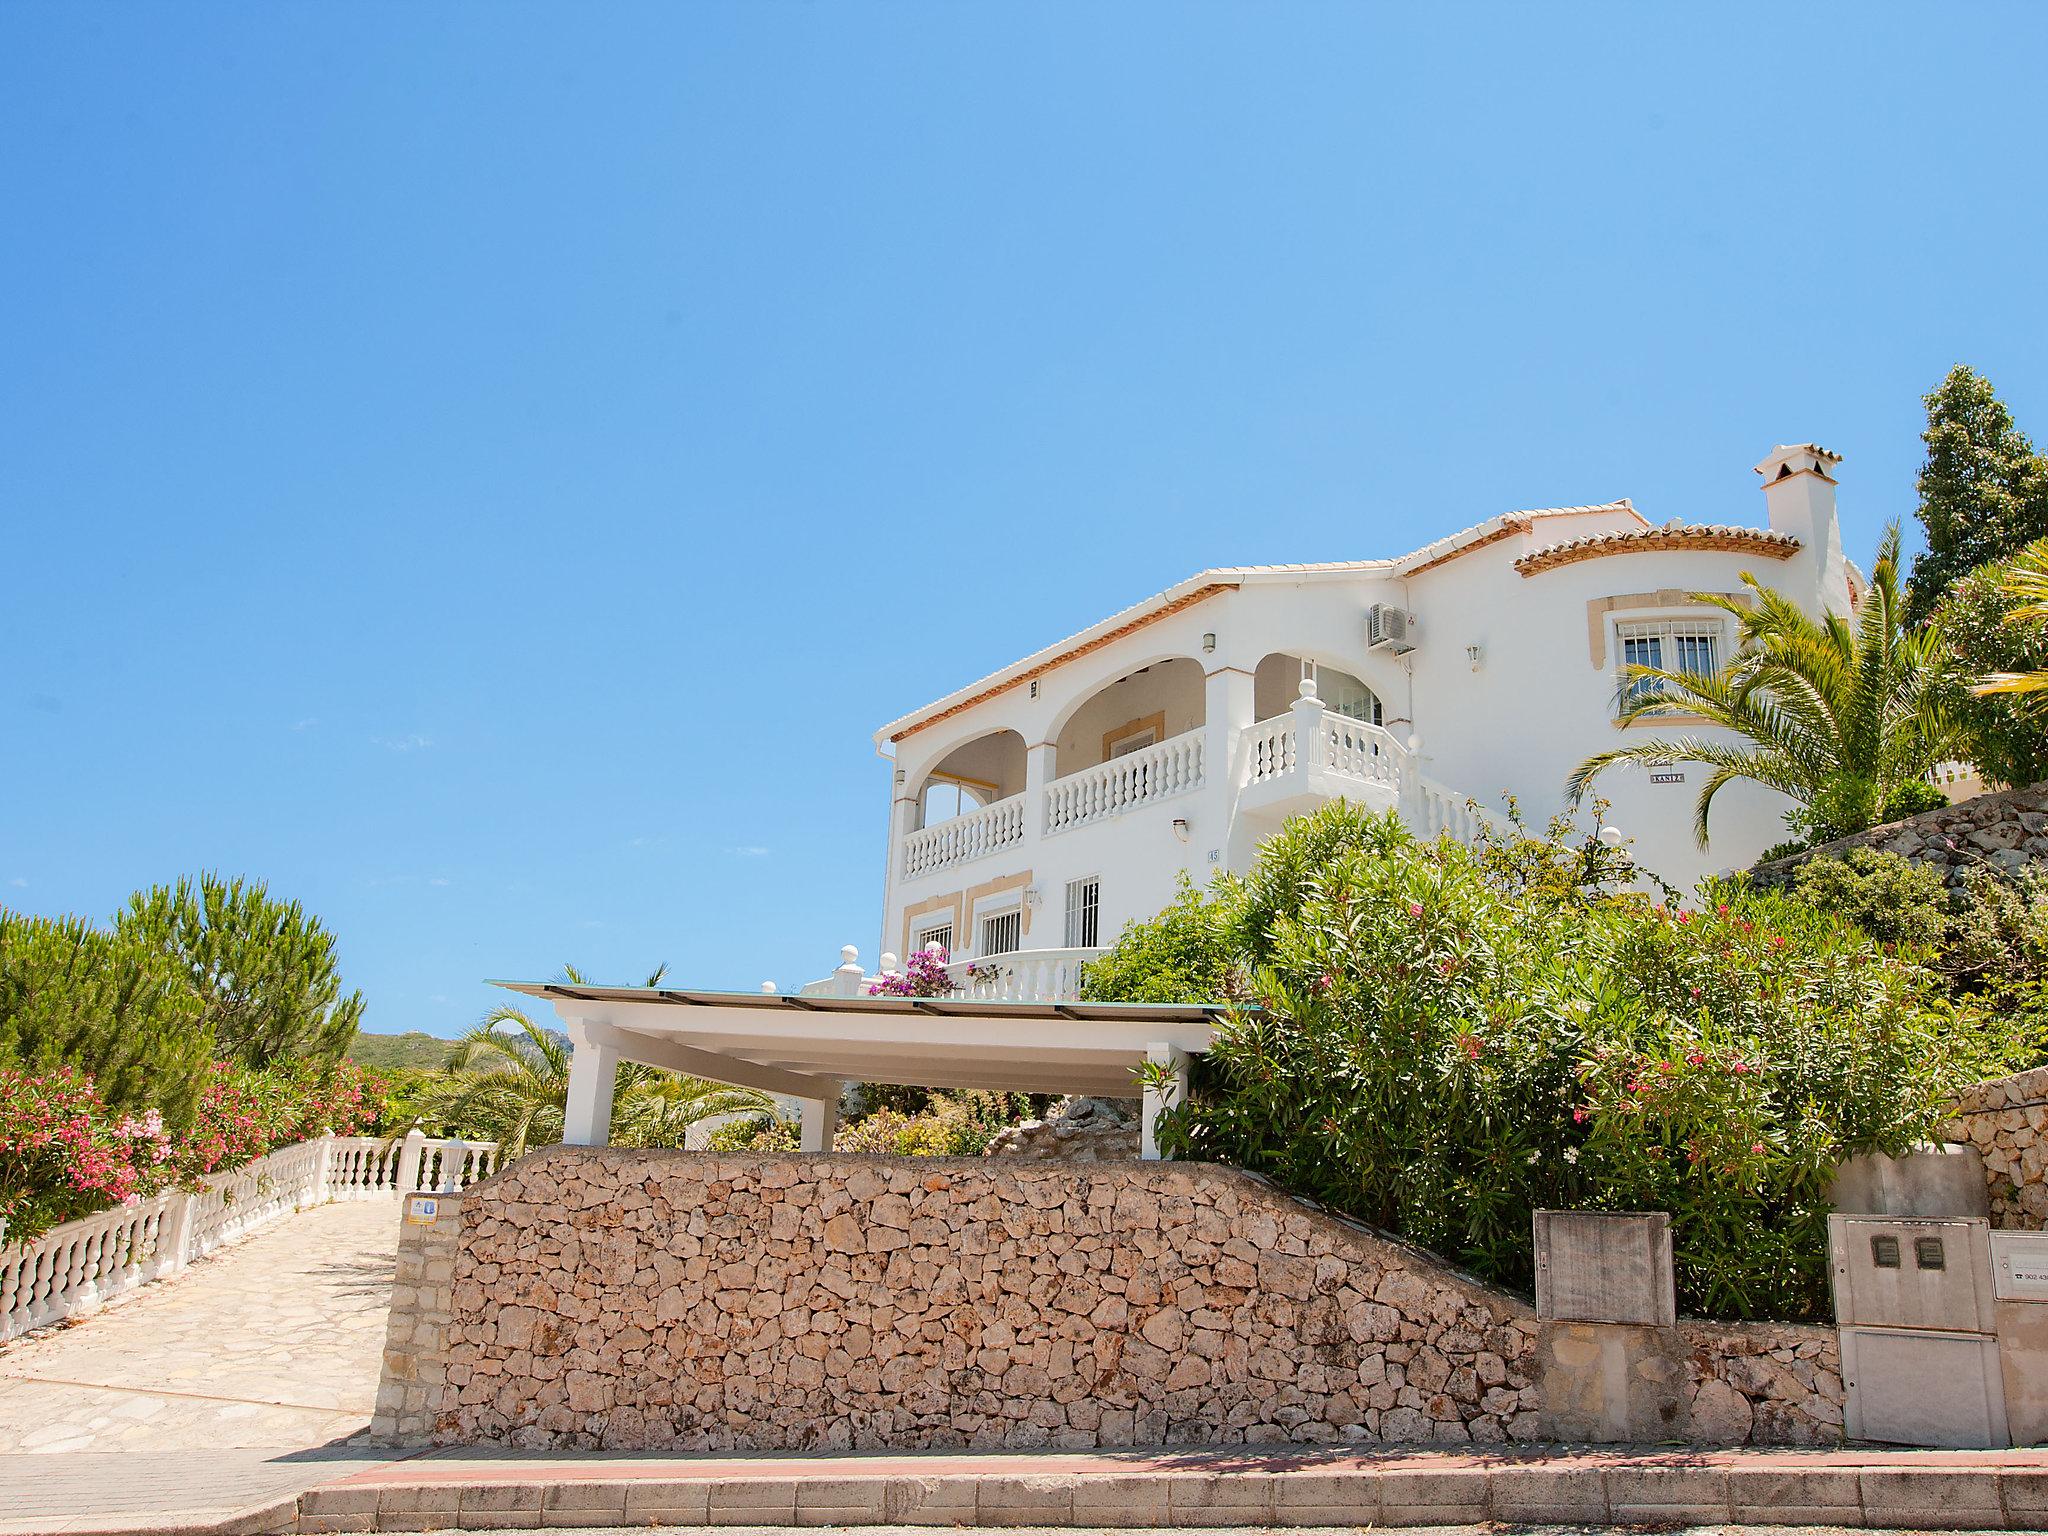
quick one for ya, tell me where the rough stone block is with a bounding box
[1488,1462,1607,1523]
[1727,1465,1865,1525]
[1604,1463,1731,1523]
[1374,1466,1490,1526]
[1859,1467,2005,1530]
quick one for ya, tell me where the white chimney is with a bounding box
[1754,443,1850,614]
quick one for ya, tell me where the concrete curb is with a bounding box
[21,1446,2048,1534]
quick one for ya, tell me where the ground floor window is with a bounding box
[979,908,1022,957]
[1065,877,1100,948]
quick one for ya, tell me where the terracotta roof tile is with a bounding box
[1514,524,1800,576]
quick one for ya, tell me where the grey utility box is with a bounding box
[1992,1231,2048,1447]
[1830,1214,2007,1447]
[1840,1326,2009,1448]
[1829,1216,1996,1333]
[1533,1210,1675,1326]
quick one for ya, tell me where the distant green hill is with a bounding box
[347,1030,456,1071]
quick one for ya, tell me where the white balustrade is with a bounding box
[1320,715,1404,789]
[0,1128,500,1342]
[1043,730,1205,836]
[1241,716,1295,786]
[901,793,1026,879]
[1410,774,1509,844]
[1239,713,1404,791]
[947,946,1105,1002]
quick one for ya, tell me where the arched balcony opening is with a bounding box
[913,730,1027,831]
[1253,653,1385,725]
[899,731,1028,882]
[1051,657,1206,778]
[1041,657,1208,837]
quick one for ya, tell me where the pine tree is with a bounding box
[0,910,214,1126]
[1907,365,2048,626]
[117,874,364,1068]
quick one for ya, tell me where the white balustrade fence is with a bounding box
[0,1129,498,1343]
[1044,729,1205,836]
[1242,716,1296,787]
[947,946,1105,1003]
[1409,774,1509,844]
[901,793,1026,879]
[1319,715,1404,789]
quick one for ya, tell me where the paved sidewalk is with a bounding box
[235,1442,2048,1533]
[0,1200,405,1530]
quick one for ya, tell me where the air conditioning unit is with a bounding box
[1367,604,1417,654]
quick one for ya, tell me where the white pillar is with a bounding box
[396,1126,429,1191]
[313,1130,336,1203]
[1141,1042,1191,1161]
[832,945,866,998]
[799,1085,843,1153]
[563,1021,620,1147]
[1291,674,1326,771]
[1025,740,1058,837]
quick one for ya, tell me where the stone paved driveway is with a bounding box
[0,1200,407,1531]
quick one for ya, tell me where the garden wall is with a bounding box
[1949,1066,2048,1227]
[1751,781,2048,887]
[379,1149,1841,1452]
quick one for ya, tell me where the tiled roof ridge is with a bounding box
[1515,523,1800,577]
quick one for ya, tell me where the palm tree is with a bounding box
[1974,538,2048,700]
[409,963,778,1157]
[1568,527,1960,848]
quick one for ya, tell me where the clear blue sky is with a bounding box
[6,4,2046,1038]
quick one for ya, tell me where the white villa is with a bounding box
[533,441,1859,1160]
[873,442,1858,997]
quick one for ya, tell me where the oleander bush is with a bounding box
[1097,802,2011,1322]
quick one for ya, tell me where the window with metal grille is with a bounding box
[980,909,1022,957]
[1615,619,1721,712]
[915,922,953,956]
[1065,877,1101,948]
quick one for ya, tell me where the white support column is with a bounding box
[799,1085,843,1153]
[313,1130,336,1203]
[1203,664,1255,856]
[1025,741,1058,837]
[1141,1042,1191,1161]
[563,1019,620,1147]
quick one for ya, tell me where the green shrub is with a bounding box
[1789,849,1950,954]
[0,910,214,1129]
[1132,803,2008,1322]
[1079,876,1240,1003]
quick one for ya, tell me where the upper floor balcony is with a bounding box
[895,651,1502,886]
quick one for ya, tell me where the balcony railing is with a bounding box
[1044,729,1205,836]
[1242,711,1404,793]
[947,946,1105,1002]
[902,792,1026,879]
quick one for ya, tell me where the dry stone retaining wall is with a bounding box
[385,1149,1842,1452]
[1949,1066,2048,1227]
[1751,781,2048,887]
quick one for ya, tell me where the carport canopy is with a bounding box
[492,981,1228,1159]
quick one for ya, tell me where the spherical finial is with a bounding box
[840,944,859,965]
[1599,826,1624,847]
[879,952,899,974]
[1406,733,1422,753]
[760,980,778,994]
[1297,675,1319,700]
